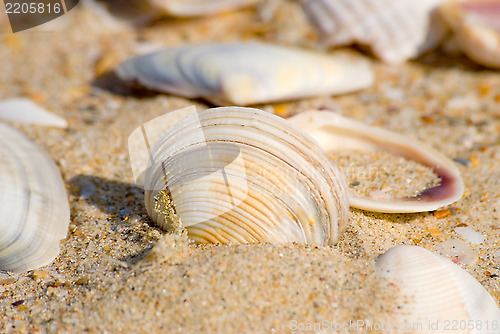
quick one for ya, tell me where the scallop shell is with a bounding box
[0,123,70,272]
[440,1,500,69]
[287,110,464,212]
[376,245,500,333]
[296,0,448,64]
[143,107,349,245]
[115,42,374,106]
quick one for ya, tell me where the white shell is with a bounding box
[0,98,67,128]
[149,0,260,17]
[287,110,464,213]
[440,1,500,69]
[0,123,70,272]
[116,42,374,106]
[143,107,349,245]
[376,245,500,333]
[297,0,448,64]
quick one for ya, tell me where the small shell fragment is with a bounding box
[149,0,261,17]
[0,98,67,128]
[116,42,374,106]
[376,245,500,333]
[0,123,70,272]
[297,0,448,64]
[287,110,464,213]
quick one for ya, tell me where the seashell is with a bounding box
[296,0,448,64]
[115,42,374,106]
[0,98,67,128]
[376,245,500,332]
[148,0,261,17]
[0,123,70,272]
[440,0,500,69]
[287,110,464,213]
[143,106,349,245]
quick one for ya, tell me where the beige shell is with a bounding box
[376,245,500,333]
[149,0,261,17]
[116,42,374,106]
[297,0,448,64]
[440,1,500,69]
[0,123,70,272]
[288,110,464,213]
[143,107,349,245]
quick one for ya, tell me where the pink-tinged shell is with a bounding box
[440,1,500,68]
[297,0,447,64]
[376,245,500,333]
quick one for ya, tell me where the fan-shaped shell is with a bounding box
[376,245,500,333]
[0,123,70,272]
[116,42,374,106]
[143,107,349,245]
[297,0,447,64]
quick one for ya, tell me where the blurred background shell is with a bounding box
[296,0,448,64]
[144,107,349,245]
[115,42,374,106]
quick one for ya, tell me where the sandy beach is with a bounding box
[0,2,499,333]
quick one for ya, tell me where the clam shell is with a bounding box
[297,0,448,64]
[143,107,349,245]
[376,245,500,332]
[287,110,464,212]
[116,42,374,106]
[440,1,500,69]
[0,123,70,272]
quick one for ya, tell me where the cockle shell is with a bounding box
[116,42,374,106]
[440,0,500,69]
[288,110,464,213]
[376,245,500,333]
[296,0,448,64]
[0,123,70,272]
[144,107,349,245]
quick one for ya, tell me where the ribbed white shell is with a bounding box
[376,245,500,333]
[0,123,70,272]
[116,42,374,106]
[144,107,349,245]
[297,0,447,64]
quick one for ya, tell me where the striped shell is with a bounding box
[297,0,447,64]
[143,107,349,245]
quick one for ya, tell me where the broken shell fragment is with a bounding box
[116,42,374,106]
[297,0,447,64]
[287,110,464,212]
[440,0,500,68]
[0,123,70,272]
[144,107,349,245]
[0,98,67,128]
[376,245,500,332]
